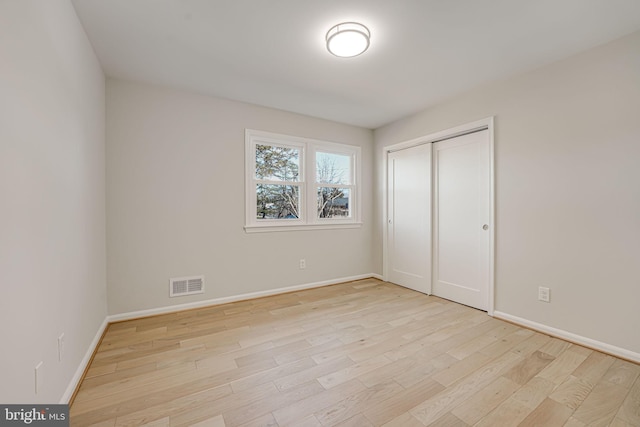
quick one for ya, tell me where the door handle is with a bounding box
[482,224,489,230]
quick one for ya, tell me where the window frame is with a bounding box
[245,129,362,233]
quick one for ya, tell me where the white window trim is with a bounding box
[245,129,362,233]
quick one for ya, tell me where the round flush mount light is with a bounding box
[326,22,370,58]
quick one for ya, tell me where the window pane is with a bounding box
[256,184,300,219]
[255,144,300,181]
[317,187,350,218]
[316,152,351,184]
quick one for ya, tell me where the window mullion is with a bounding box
[306,146,316,224]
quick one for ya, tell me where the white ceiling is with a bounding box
[72,0,640,129]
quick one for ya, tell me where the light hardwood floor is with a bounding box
[70,279,640,426]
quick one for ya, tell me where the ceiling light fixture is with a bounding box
[326,22,370,58]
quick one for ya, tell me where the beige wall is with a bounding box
[106,79,375,315]
[3,0,639,404]
[374,31,640,354]
[0,0,107,403]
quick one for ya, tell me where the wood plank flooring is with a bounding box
[70,279,640,426]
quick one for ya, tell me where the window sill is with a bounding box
[244,222,363,233]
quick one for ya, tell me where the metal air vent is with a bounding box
[169,275,204,297]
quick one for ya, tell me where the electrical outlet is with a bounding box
[58,333,65,362]
[299,259,306,269]
[538,286,550,303]
[35,361,43,394]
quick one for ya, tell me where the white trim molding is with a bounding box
[493,311,640,364]
[108,274,381,323]
[60,317,109,404]
[245,222,363,233]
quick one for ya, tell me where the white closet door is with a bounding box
[432,130,490,310]
[387,143,431,294]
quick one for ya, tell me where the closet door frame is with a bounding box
[382,116,495,315]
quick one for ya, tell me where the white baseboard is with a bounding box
[60,316,109,404]
[108,274,382,323]
[493,311,640,364]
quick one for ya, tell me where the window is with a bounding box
[245,130,361,232]
[315,151,353,219]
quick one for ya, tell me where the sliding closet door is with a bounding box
[387,143,431,294]
[432,130,490,310]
